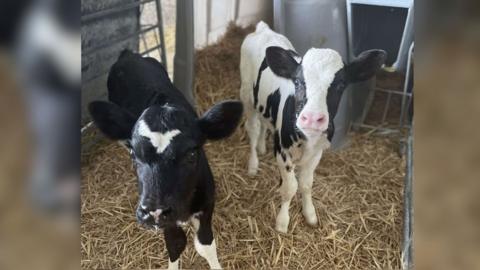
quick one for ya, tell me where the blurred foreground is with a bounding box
[415,0,480,269]
[0,0,79,269]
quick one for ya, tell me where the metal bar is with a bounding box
[154,0,168,68]
[348,0,413,9]
[81,0,155,23]
[141,43,163,56]
[351,123,400,134]
[375,87,413,96]
[400,43,414,127]
[82,25,158,56]
[357,85,376,126]
[140,30,150,57]
[234,0,240,21]
[381,93,392,125]
[153,26,161,56]
[403,96,413,125]
[381,92,392,124]
[346,0,354,62]
[206,0,212,44]
[173,0,195,105]
[401,127,413,270]
[392,4,414,71]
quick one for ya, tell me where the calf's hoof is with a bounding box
[168,259,179,270]
[247,166,258,176]
[257,143,267,155]
[275,213,289,233]
[304,214,318,227]
[302,207,318,227]
[247,156,258,176]
[275,222,288,233]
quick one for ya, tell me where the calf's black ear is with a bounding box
[265,46,299,79]
[88,101,136,140]
[346,49,387,83]
[198,100,243,140]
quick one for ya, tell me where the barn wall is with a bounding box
[81,0,140,124]
[193,0,273,48]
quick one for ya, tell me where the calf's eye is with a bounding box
[185,150,198,163]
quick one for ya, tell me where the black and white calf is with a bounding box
[89,50,243,269]
[240,22,386,233]
[13,0,80,216]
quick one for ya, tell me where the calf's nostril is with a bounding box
[161,207,172,217]
[139,206,149,215]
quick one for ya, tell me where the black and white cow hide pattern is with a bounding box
[89,50,243,269]
[240,21,386,233]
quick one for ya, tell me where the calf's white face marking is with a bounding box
[137,120,181,154]
[299,48,344,132]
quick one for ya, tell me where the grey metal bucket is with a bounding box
[273,0,352,149]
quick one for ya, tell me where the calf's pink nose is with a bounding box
[299,111,328,130]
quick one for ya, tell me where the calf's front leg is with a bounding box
[245,112,261,176]
[164,226,187,270]
[256,124,267,155]
[275,154,298,233]
[298,151,323,227]
[191,212,221,269]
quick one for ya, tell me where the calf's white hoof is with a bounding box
[248,156,258,176]
[304,213,318,227]
[168,259,179,270]
[302,204,318,227]
[248,166,258,176]
[275,213,289,233]
[257,143,266,155]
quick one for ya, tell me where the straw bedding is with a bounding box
[81,24,404,269]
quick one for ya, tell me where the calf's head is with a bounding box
[265,46,386,139]
[89,100,243,228]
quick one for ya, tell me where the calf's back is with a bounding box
[107,50,194,119]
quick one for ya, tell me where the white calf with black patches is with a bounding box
[240,21,387,232]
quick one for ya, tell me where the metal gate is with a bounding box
[81,0,168,125]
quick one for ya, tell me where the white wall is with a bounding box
[194,0,273,48]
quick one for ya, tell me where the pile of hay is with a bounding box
[81,24,404,269]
